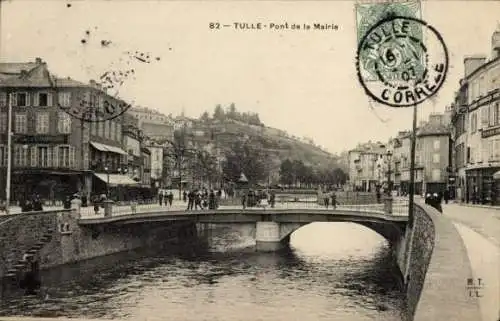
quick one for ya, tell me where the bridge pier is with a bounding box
[255,222,285,252]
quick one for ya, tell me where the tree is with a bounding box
[213,104,225,120]
[200,111,210,123]
[160,127,197,199]
[227,103,237,119]
[279,159,294,186]
[222,138,270,185]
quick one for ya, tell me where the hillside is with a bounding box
[191,118,339,169]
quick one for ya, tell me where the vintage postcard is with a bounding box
[0,1,498,321]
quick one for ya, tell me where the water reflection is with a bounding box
[1,222,403,321]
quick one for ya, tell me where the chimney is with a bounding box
[492,28,500,59]
[464,55,487,77]
[429,113,443,126]
[35,57,43,64]
[89,79,97,88]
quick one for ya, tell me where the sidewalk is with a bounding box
[442,203,500,321]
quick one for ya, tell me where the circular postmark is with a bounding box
[356,16,449,107]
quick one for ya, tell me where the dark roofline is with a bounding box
[461,55,500,84]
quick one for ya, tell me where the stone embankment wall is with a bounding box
[0,207,197,278]
[0,210,61,278]
[400,202,481,321]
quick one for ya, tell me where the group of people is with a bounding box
[241,190,276,209]
[158,191,174,207]
[19,195,44,212]
[184,189,221,210]
[321,190,337,209]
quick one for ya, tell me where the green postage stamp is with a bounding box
[356,1,423,83]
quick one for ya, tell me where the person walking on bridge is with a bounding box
[331,191,337,209]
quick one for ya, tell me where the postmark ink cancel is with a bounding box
[356,16,449,107]
[52,76,133,123]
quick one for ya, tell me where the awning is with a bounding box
[90,141,128,155]
[493,171,500,180]
[94,173,139,186]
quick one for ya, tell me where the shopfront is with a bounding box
[466,167,500,204]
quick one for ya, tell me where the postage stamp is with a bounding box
[356,15,449,107]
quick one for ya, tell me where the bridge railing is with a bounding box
[76,196,409,219]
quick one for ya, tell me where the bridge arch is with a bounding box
[278,221,405,246]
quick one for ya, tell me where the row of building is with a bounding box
[348,112,452,197]
[0,58,204,203]
[348,27,500,205]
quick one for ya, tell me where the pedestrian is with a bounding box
[183,191,187,203]
[242,193,247,210]
[32,195,43,211]
[168,191,173,207]
[269,191,276,208]
[187,190,194,210]
[195,191,202,210]
[63,196,72,209]
[81,194,88,207]
[324,193,330,209]
[209,190,216,210]
[158,191,164,206]
[331,191,337,209]
[443,189,449,204]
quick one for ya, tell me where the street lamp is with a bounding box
[386,150,393,196]
[104,166,110,197]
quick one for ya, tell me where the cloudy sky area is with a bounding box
[1,0,499,154]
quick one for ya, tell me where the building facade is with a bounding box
[0,58,151,203]
[348,141,387,192]
[127,106,174,141]
[451,28,500,204]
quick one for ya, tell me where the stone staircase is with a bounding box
[4,228,54,281]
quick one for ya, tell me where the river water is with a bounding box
[0,222,404,321]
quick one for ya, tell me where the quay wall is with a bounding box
[0,207,196,279]
[398,201,481,321]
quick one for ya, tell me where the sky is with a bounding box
[1,0,500,154]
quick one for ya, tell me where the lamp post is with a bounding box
[104,166,110,197]
[386,150,393,196]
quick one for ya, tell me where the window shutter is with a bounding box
[26,93,30,107]
[11,93,17,107]
[53,145,59,168]
[33,93,39,107]
[0,93,6,107]
[47,146,52,168]
[69,146,75,168]
[47,93,53,107]
[30,146,37,167]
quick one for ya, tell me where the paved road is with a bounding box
[442,204,500,321]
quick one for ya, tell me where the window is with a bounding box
[35,92,52,107]
[59,146,70,167]
[58,92,71,107]
[37,146,49,167]
[0,92,6,107]
[433,140,440,150]
[495,140,500,160]
[432,153,440,163]
[116,123,122,141]
[15,113,27,133]
[0,145,7,166]
[481,107,489,127]
[110,121,115,141]
[0,112,7,132]
[104,120,109,139]
[98,118,104,137]
[415,155,421,165]
[58,112,72,134]
[12,92,29,107]
[36,112,49,134]
[14,145,28,167]
[432,169,441,181]
[91,122,97,136]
